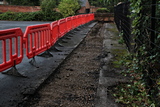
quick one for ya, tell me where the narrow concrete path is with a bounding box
[95,23,129,107]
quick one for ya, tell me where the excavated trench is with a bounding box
[22,22,128,107]
[23,22,103,107]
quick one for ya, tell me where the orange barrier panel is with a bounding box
[0,28,23,72]
[92,14,95,21]
[80,15,84,25]
[77,15,82,26]
[82,15,86,25]
[23,23,51,59]
[66,17,72,32]
[76,15,79,27]
[71,16,77,29]
[86,14,90,23]
[51,21,59,45]
[58,18,67,38]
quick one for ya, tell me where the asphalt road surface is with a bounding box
[0,21,52,32]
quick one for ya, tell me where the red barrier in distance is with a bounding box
[51,21,59,45]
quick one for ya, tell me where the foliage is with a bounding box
[129,0,160,106]
[111,0,160,106]
[96,8,109,13]
[40,0,56,13]
[39,0,62,21]
[6,0,40,6]
[0,11,63,21]
[89,0,128,12]
[111,54,155,106]
[58,0,80,17]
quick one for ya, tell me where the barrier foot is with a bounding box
[79,25,85,28]
[67,34,73,37]
[53,46,63,52]
[2,66,27,78]
[75,27,81,31]
[61,39,68,43]
[38,50,53,58]
[49,46,62,52]
[58,42,64,47]
[29,57,39,68]
[65,36,72,39]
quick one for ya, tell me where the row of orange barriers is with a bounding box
[0,14,94,72]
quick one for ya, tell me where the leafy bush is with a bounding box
[41,0,56,13]
[96,8,109,13]
[58,0,80,17]
[0,11,63,21]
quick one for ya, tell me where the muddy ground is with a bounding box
[24,22,128,107]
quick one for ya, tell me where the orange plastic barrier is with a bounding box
[0,14,95,72]
[0,28,23,72]
[51,21,59,45]
[23,23,52,59]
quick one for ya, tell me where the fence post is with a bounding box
[148,0,158,105]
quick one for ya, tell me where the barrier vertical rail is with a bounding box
[51,21,59,45]
[66,17,72,32]
[80,15,83,26]
[23,23,52,59]
[82,15,86,25]
[76,15,81,27]
[72,16,77,29]
[0,28,23,72]
[58,18,67,38]
[92,13,95,21]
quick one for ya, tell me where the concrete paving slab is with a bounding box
[95,23,128,107]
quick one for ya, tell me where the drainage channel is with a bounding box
[0,22,97,107]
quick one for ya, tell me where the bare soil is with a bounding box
[25,23,104,107]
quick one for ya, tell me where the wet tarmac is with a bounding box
[0,21,97,107]
[0,21,52,32]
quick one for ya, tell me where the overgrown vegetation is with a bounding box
[0,0,63,21]
[6,0,40,6]
[0,11,62,21]
[96,8,109,13]
[58,0,80,17]
[111,0,160,106]
[0,0,82,21]
[89,0,128,12]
